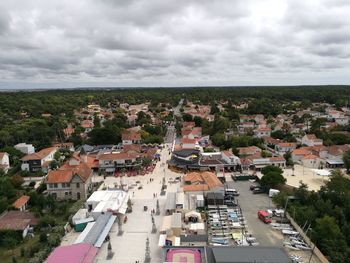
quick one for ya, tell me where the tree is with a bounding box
[193,116,203,127]
[10,175,24,189]
[261,165,283,176]
[88,128,120,145]
[260,165,286,188]
[260,171,286,189]
[182,114,193,122]
[343,151,350,173]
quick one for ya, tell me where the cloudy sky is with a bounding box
[0,0,349,89]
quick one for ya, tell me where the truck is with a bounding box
[269,189,280,198]
[258,210,272,224]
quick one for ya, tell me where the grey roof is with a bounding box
[180,234,208,242]
[165,192,176,210]
[83,212,112,246]
[208,246,292,263]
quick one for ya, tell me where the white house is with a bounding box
[21,147,57,173]
[254,127,271,138]
[180,138,198,149]
[221,151,241,166]
[0,152,10,173]
[300,154,322,169]
[14,143,35,154]
[275,142,297,154]
[301,134,323,147]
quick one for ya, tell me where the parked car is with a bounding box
[252,187,266,194]
[250,184,258,191]
[225,188,240,196]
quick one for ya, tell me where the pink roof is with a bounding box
[45,243,97,263]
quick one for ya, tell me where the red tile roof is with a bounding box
[0,211,38,231]
[292,149,311,156]
[181,138,197,144]
[13,195,30,209]
[122,132,141,141]
[21,147,57,161]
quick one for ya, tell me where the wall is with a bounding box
[286,212,329,263]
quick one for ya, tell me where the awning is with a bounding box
[311,169,331,176]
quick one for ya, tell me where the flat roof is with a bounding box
[208,246,292,263]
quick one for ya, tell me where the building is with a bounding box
[292,148,311,163]
[254,127,271,138]
[46,154,93,200]
[12,195,30,211]
[0,211,38,238]
[122,132,142,145]
[207,246,291,263]
[301,154,322,169]
[21,147,57,173]
[252,156,286,170]
[183,171,223,193]
[221,151,241,166]
[98,152,142,174]
[237,146,261,156]
[14,143,35,154]
[275,142,297,154]
[0,152,10,173]
[45,243,97,263]
[180,138,198,149]
[301,134,323,147]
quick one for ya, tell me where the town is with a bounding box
[0,87,349,263]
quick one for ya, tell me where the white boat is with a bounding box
[282,229,299,235]
[295,243,311,250]
[284,243,301,251]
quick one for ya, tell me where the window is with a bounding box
[76,183,80,188]
[66,183,70,188]
[65,192,68,196]
[54,183,58,188]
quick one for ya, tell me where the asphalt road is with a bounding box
[165,125,176,143]
[226,180,284,246]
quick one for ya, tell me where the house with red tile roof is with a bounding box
[275,142,297,154]
[98,152,142,175]
[46,152,93,200]
[12,195,30,211]
[301,154,322,169]
[0,211,38,238]
[301,134,323,146]
[180,138,198,149]
[254,127,271,138]
[122,131,141,145]
[182,171,223,193]
[292,148,311,162]
[21,147,57,173]
[237,146,261,157]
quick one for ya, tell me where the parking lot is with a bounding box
[226,180,284,246]
[226,179,322,263]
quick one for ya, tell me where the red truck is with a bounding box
[258,210,272,224]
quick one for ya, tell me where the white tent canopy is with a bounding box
[311,169,331,177]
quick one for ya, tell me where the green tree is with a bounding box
[343,151,350,173]
[260,171,286,188]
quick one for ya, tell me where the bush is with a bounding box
[47,233,61,247]
[20,247,25,257]
[39,215,57,227]
[39,232,47,243]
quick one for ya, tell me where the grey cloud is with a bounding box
[0,0,349,87]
